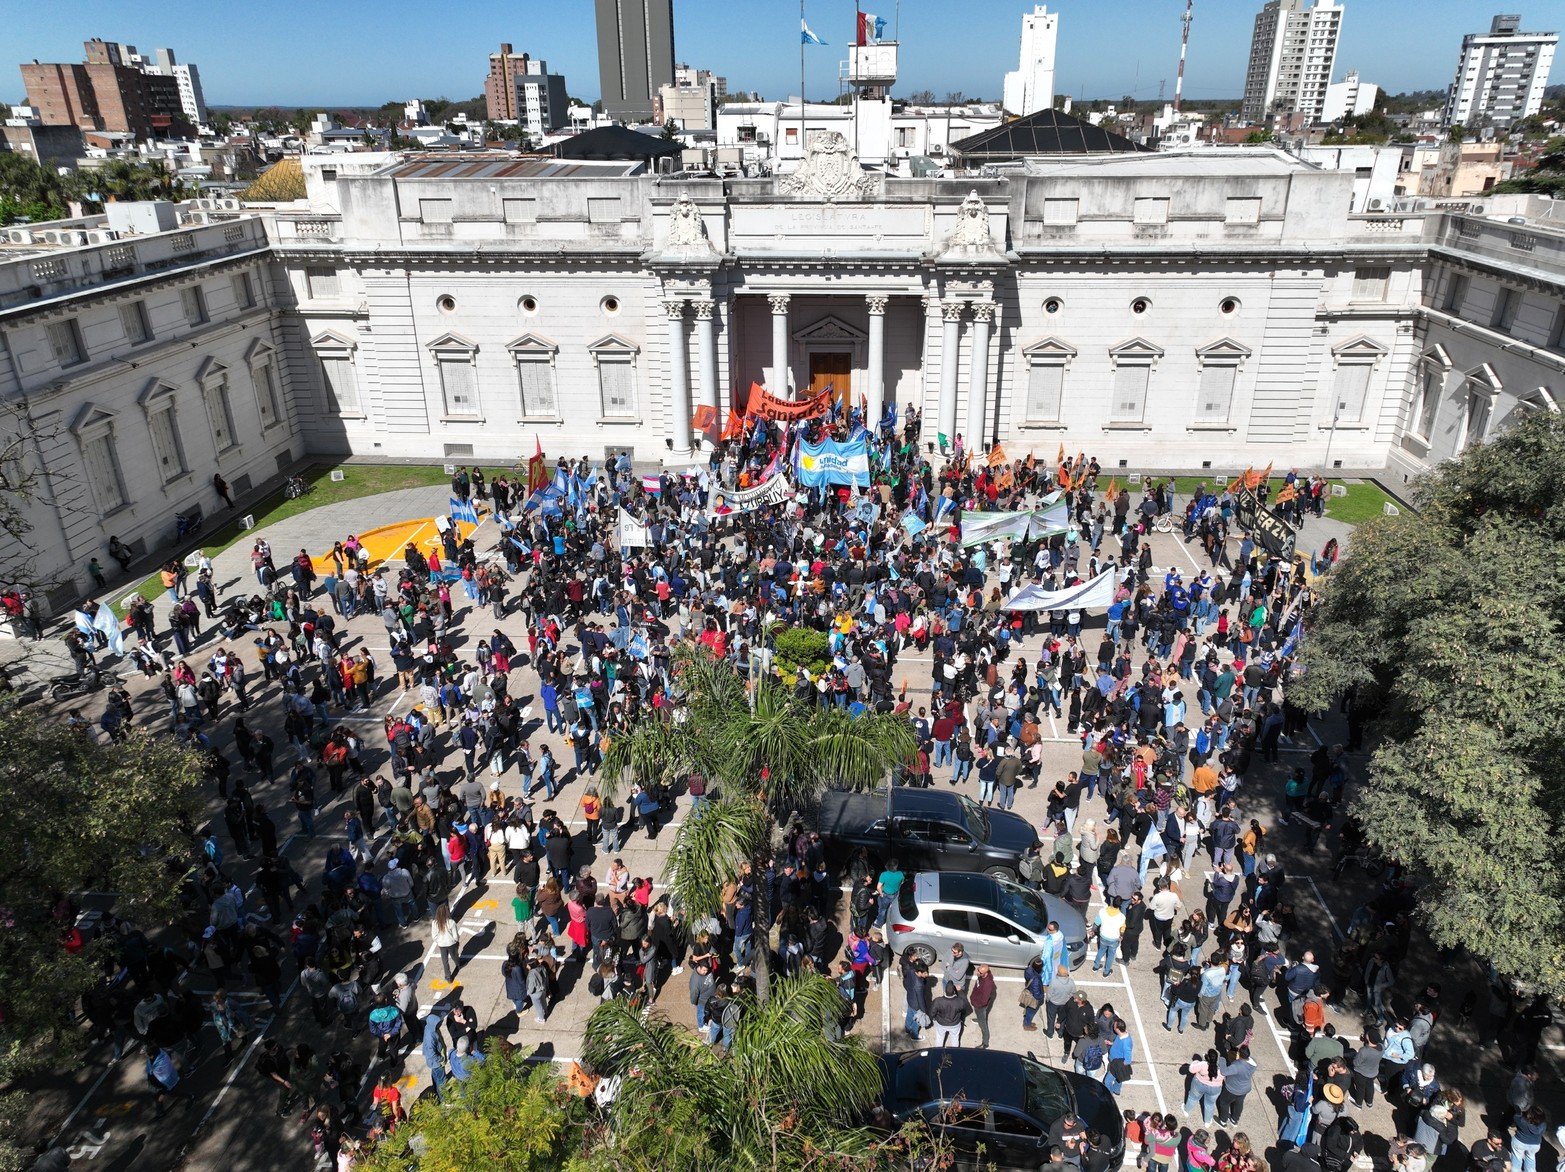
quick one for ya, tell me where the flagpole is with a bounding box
[800,0,807,157]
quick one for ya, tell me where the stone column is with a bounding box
[865,295,888,431]
[768,293,791,397]
[664,298,692,457]
[937,302,964,449]
[966,301,995,451]
[693,300,719,438]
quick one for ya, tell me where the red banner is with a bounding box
[745,382,833,421]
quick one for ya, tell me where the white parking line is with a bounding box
[1114,965,1169,1114]
[1303,876,1345,941]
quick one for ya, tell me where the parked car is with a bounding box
[886,871,1086,970]
[817,788,1039,881]
[879,1047,1125,1170]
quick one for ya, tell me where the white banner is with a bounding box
[1002,568,1118,612]
[1029,500,1071,538]
[960,510,1033,547]
[709,473,795,519]
[617,511,648,549]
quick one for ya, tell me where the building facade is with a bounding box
[1441,14,1558,130]
[143,48,209,127]
[1002,5,1059,119]
[18,38,194,139]
[1241,0,1344,123]
[484,45,569,137]
[1319,70,1379,123]
[594,0,676,122]
[4,147,1564,607]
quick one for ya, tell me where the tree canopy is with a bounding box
[0,154,196,227]
[1292,412,1565,994]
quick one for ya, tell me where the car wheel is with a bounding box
[907,943,937,968]
[984,865,1017,882]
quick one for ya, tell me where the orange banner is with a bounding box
[692,404,718,437]
[987,443,1008,467]
[745,382,833,421]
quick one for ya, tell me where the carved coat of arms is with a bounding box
[779,130,881,202]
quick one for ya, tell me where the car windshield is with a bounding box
[994,878,1048,934]
[956,795,992,843]
[1021,1056,1073,1125]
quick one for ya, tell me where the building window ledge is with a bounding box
[1103,422,1153,431]
[1401,432,1432,453]
[1186,424,1237,433]
[596,417,643,426]
[1018,421,1067,430]
[1317,423,1370,432]
[517,416,563,426]
[439,415,486,425]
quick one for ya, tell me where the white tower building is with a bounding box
[1442,14,1558,130]
[1003,5,1059,118]
[1241,0,1343,123]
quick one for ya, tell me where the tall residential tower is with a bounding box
[1003,5,1059,119]
[594,0,676,122]
[1241,0,1343,123]
[1442,14,1558,129]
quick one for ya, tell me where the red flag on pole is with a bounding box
[527,435,547,496]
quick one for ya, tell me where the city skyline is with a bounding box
[6,0,1559,111]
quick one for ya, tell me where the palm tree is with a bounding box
[601,647,916,1001]
[582,973,914,1170]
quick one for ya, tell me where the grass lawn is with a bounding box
[1132,474,1400,525]
[115,463,453,615]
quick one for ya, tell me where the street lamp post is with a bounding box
[1321,399,1345,477]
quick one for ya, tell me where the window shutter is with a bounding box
[1197,364,1237,421]
[84,434,125,511]
[441,359,478,415]
[1024,363,1064,423]
[517,358,557,418]
[598,360,636,418]
[1112,365,1149,422]
[1331,363,1372,423]
[150,409,181,479]
[320,355,360,415]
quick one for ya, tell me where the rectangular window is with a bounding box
[1351,266,1390,302]
[1442,273,1468,314]
[1042,198,1078,226]
[597,359,638,418]
[517,357,558,418]
[232,272,256,309]
[1416,368,1440,438]
[1331,362,1373,423]
[502,198,537,224]
[306,267,340,299]
[47,319,85,367]
[1197,364,1238,422]
[1133,197,1170,225]
[318,354,360,415]
[439,358,479,417]
[419,198,455,223]
[1225,197,1262,225]
[1111,365,1150,423]
[254,363,280,428]
[181,285,207,325]
[204,376,236,451]
[1024,362,1065,424]
[148,407,185,481]
[119,301,152,346]
[1464,392,1492,450]
[82,432,126,512]
[1490,286,1518,332]
[587,198,621,223]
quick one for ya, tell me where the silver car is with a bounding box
[887,871,1088,971]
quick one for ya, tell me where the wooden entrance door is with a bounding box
[807,351,853,412]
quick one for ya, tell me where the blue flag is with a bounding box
[449,497,479,526]
[801,17,827,44]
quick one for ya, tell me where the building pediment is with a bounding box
[310,328,359,351]
[1464,363,1502,394]
[193,357,229,383]
[1109,337,1165,362]
[1331,334,1388,360]
[1021,337,1078,362]
[425,331,478,354]
[587,333,640,355]
[136,377,178,408]
[1420,343,1453,370]
[69,402,116,434]
[505,332,559,355]
[243,338,274,364]
[1195,337,1252,362]
[792,315,867,344]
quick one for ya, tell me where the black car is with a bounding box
[817,788,1040,881]
[878,1048,1125,1171]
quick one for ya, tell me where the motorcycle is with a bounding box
[50,664,106,701]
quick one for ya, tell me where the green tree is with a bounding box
[1292,412,1565,995]
[358,1045,592,1171]
[582,973,926,1170]
[0,153,71,225]
[0,712,207,1166]
[600,650,915,1000]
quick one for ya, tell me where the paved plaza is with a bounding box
[6,481,1547,1171]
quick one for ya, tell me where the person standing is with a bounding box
[431,902,461,981]
[970,964,996,1049]
[901,949,931,1041]
[930,981,969,1047]
[1091,899,1126,977]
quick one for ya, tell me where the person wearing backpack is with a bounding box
[1076,1031,1108,1081]
[367,995,404,1064]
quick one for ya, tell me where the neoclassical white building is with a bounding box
[2,140,1563,607]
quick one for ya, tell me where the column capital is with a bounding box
[691,300,717,320]
[767,293,792,314]
[662,298,687,319]
[942,301,966,322]
[866,295,890,316]
[971,302,996,325]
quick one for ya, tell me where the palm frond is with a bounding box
[664,796,768,921]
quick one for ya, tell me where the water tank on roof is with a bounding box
[104,200,178,236]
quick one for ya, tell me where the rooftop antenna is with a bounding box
[1174,0,1194,114]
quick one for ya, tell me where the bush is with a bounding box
[772,626,831,679]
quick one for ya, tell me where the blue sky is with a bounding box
[6,0,1557,109]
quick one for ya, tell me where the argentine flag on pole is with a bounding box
[801,17,826,44]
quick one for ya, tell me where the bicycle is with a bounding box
[1151,513,1175,533]
[283,475,311,500]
